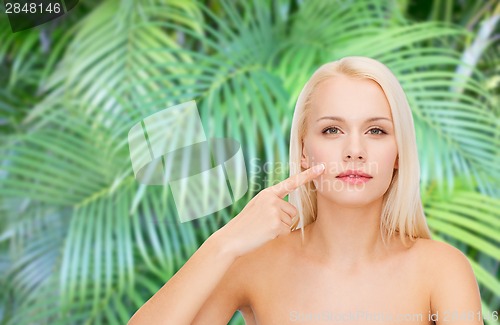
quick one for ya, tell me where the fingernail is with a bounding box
[312,163,325,173]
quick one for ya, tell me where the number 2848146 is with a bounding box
[5,2,61,14]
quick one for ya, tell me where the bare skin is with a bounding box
[202,75,482,325]
[229,75,483,324]
[236,225,482,325]
[238,227,431,325]
[128,164,327,325]
[130,74,483,325]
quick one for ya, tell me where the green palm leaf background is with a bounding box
[0,0,498,324]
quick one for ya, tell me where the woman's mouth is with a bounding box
[335,170,373,184]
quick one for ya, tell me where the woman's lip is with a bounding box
[336,175,372,184]
[336,170,373,178]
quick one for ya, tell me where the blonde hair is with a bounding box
[288,56,432,247]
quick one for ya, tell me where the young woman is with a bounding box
[129,57,484,325]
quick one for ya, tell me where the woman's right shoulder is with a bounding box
[236,232,292,273]
[216,234,281,313]
[233,232,296,291]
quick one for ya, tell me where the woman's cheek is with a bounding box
[375,150,398,180]
[312,164,336,192]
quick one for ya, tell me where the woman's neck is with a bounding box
[302,195,393,271]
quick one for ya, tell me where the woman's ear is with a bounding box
[394,156,399,169]
[301,141,309,169]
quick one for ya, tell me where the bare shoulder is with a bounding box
[412,238,473,269]
[190,235,289,325]
[237,231,295,275]
[412,238,482,320]
[411,238,475,280]
[228,234,293,324]
[235,229,302,287]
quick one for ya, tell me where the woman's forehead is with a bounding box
[309,76,393,122]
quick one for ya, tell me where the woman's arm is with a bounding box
[128,230,240,325]
[429,241,484,325]
[128,165,325,324]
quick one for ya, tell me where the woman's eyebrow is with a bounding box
[316,116,392,123]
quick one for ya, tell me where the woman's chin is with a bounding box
[326,196,375,208]
[316,187,381,207]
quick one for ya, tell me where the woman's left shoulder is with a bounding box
[412,238,469,259]
[412,240,483,321]
[411,238,474,274]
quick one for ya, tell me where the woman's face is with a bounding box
[301,75,398,207]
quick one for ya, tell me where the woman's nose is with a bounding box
[344,154,365,161]
[343,139,366,162]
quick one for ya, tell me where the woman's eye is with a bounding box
[322,127,341,134]
[368,128,386,135]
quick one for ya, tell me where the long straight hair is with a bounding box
[288,56,432,247]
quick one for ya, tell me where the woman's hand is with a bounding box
[215,163,325,258]
[128,163,325,325]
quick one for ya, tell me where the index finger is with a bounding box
[270,163,325,198]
